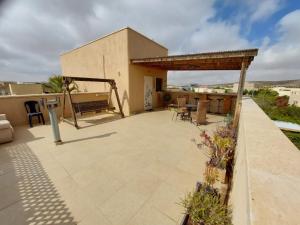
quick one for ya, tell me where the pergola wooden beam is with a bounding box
[131,49,257,71]
[62,76,125,129]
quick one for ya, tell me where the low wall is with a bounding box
[230,98,300,225]
[0,92,109,126]
[167,90,237,114]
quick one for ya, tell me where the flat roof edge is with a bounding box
[126,27,168,51]
[60,27,129,56]
[60,27,168,56]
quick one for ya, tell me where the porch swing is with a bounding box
[61,76,125,129]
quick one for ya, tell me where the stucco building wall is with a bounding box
[60,28,130,115]
[60,27,168,115]
[0,92,108,126]
[9,83,43,95]
[288,90,300,106]
[127,28,168,113]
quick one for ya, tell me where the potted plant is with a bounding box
[180,183,232,225]
[200,126,236,184]
[163,92,172,106]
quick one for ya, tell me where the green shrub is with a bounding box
[283,131,300,149]
[163,92,172,103]
[181,186,232,225]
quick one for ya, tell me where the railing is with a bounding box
[230,98,300,225]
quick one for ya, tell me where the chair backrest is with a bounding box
[24,101,40,114]
[177,97,186,107]
[195,100,209,123]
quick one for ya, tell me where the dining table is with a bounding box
[185,104,198,119]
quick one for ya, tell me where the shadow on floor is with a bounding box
[0,130,77,224]
[65,113,123,129]
[62,132,117,144]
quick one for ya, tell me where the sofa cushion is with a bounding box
[0,114,7,120]
[0,120,11,130]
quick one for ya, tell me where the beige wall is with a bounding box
[60,27,169,115]
[167,90,237,114]
[127,28,168,113]
[0,83,11,95]
[60,28,130,115]
[230,98,300,225]
[9,83,43,95]
[0,92,109,126]
[289,90,300,106]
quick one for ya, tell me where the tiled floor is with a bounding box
[0,110,224,225]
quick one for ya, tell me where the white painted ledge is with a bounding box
[231,98,300,225]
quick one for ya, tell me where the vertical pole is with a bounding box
[48,107,62,144]
[62,87,66,120]
[107,85,113,107]
[110,81,125,118]
[66,83,79,129]
[233,60,247,129]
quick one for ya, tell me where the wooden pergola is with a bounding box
[62,76,124,129]
[131,49,258,128]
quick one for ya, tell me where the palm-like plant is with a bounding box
[43,75,78,93]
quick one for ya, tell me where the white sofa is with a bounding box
[0,114,14,143]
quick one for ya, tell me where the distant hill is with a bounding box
[249,80,300,88]
[207,79,300,88]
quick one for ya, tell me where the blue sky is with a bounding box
[0,0,299,85]
[214,0,300,42]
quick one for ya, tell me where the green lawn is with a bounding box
[282,131,300,149]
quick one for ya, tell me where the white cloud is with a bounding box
[249,0,282,22]
[249,10,300,81]
[0,0,299,85]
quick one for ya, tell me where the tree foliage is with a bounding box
[253,89,300,124]
[253,89,300,149]
[43,75,78,93]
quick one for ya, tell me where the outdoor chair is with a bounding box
[24,100,45,127]
[172,97,188,120]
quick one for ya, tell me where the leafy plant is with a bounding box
[200,127,236,170]
[253,88,300,149]
[181,185,232,225]
[204,164,219,187]
[283,131,300,149]
[163,92,172,103]
[43,75,78,93]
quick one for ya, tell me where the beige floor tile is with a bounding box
[78,208,112,225]
[165,168,200,193]
[128,204,176,225]
[0,184,21,210]
[0,110,223,225]
[99,186,149,225]
[147,182,186,223]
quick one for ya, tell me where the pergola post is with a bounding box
[110,80,125,118]
[233,60,248,129]
[62,78,79,129]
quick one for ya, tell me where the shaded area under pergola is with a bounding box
[131,48,259,128]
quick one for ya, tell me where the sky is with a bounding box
[0,0,299,85]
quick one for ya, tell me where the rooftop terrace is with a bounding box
[0,110,225,225]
